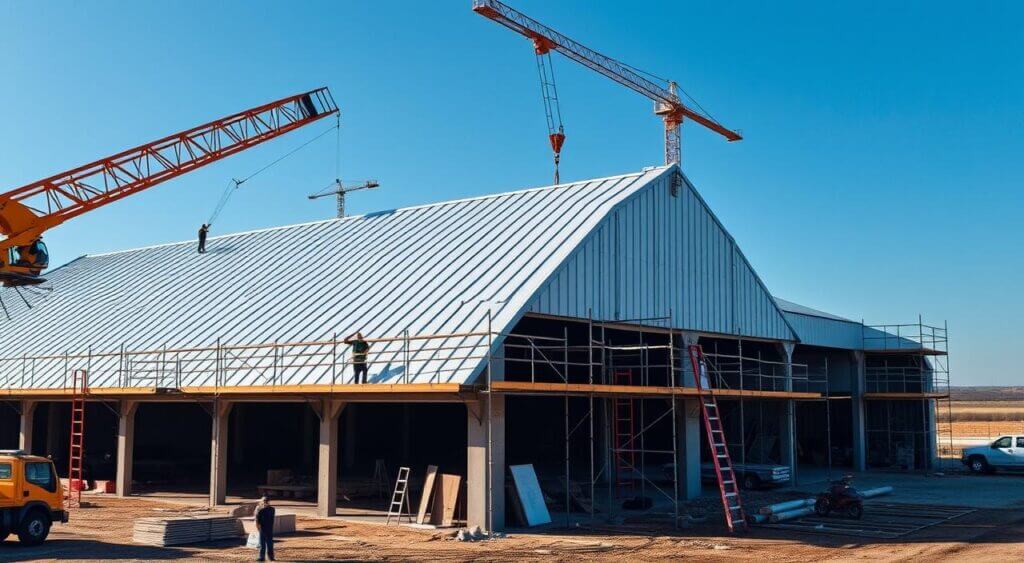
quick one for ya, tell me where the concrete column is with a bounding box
[209,401,233,507]
[116,401,138,497]
[777,343,796,484]
[315,400,346,517]
[851,351,867,471]
[675,398,702,499]
[467,395,505,532]
[18,400,37,453]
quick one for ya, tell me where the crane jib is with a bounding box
[0,87,339,287]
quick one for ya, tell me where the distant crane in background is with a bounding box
[0,88,338,289]
[473,0,742,175]
[308,180,380,218]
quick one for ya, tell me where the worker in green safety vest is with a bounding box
[344,332,371,384]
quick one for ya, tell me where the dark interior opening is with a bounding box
[134,402,211,492]
[795,399,853,468]
[21,402,118,480]
[711,399,784,465]
[0,405,19,449]
[866,399,930,470]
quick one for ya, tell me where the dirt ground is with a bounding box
[2,493,1023,562]
[938,420,1024,438]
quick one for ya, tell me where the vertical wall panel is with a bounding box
[529,174,796,341]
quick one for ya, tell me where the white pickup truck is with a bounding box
[962,435,1024,473]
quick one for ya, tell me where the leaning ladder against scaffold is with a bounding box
[66,369,88,508]
[687,344,748,532]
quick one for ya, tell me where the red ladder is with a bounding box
[66,369,88,508]
[612,369,636,497]
[687,345,747,532]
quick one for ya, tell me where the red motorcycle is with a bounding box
[815,475,864,519]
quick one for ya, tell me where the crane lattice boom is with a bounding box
[0,87,338,286]
[473,0,741,165]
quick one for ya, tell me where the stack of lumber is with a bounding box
[133,515,243,546]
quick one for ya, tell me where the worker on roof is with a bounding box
[344,332,371,384]
[198,224,209,254]
[254,495,276,561]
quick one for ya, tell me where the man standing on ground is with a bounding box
[198,223,209,254]
[344,331,371,384]
[255,495,276,561]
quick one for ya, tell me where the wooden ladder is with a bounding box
[687,345,748,533]
[385,466,412,525]
[66,369,88,508]
[612,369,637,498]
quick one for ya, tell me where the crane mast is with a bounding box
[0,87,338,286]
[472,0,741,166]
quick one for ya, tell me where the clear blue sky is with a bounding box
[1,1,1020,385]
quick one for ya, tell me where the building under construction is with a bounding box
[0,165,949,531]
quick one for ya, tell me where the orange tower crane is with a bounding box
[0,88,338,287]
[473,0,742,170]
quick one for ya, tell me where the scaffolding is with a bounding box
[1,311,833,531]
[862,317,953,471]
[496,312,833,528]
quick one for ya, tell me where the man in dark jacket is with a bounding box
[254,496,276,561]
[344,331,371,384]
[198,224,209,254]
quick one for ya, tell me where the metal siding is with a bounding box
[530,172,795,340]
[783,312,864,349]
[0,168,670,390]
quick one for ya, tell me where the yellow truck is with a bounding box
[0,450,67,546]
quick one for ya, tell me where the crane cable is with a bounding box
[206,115,340,227]
[619,60,723,125]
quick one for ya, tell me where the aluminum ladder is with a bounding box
[687,345,748,533]
[66,369,88,508]
[385,466,412,525]
[612,369,637,497]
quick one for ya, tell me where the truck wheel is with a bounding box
[815,497,831,516]
[17,510,50,546]
[742,474,761,490]
[968,456,990,474]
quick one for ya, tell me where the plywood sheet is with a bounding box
[509,464,551,526]
[430,474,461,527]
[416,465,438,525]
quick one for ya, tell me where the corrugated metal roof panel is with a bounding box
[774,297,854,323]
[0,167,672,389]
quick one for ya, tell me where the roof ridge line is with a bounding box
[85,166,667,259]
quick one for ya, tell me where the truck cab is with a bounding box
[962,435,1024,474]
[0,450,67,546]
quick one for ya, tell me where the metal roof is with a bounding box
[0,166,672,389]
[774,298,855,323]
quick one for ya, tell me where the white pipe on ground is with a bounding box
[768,506,815,523]
[861,486,894,498]
[758,498,815,515]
